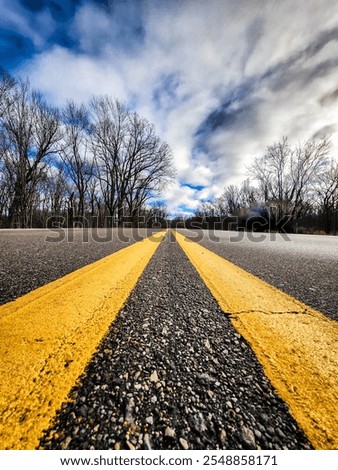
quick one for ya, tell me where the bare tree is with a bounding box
[221,185,242,215]
[290,138,331,226]
[0,69,15,119]
[315,161,338,233]
[91,97,128,225]
[238,178,258,208]
[0,169,10,224]
[250,136,291,222]
[60,101,94,222]
[123,112,175,221]
[43,167,69,215]
[91,96,175,226]
[216,179,259,218]
[0,81,62,227]
[194,200,217,218]
[212,196,228,217]
[143,200,169,227]
[249,136,331,231]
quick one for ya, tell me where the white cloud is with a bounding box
[14,0,338,215]
[21,46,127,106]
[162,181,202,217]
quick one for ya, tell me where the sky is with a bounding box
[1,0,338,216]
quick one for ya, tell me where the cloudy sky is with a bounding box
[1,0,338,215]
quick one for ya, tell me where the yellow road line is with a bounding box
[0,231,165,450]
[174,231,338,450]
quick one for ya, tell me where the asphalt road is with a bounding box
[178,229,338,322]
[0,228,158,305]
[0,228,336,450]
[39,231,311,450]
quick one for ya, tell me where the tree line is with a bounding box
[1,69,337,233]
[194,136,338,234]
[0,70,175,228]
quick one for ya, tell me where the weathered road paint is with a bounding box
[174,230,338,450]
[0,231,165,449]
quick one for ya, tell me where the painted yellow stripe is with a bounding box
[174,231,338,450]
[0,231,165,450]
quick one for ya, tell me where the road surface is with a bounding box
[0,229,337,450]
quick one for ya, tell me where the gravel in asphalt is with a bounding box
[39,231,312,450]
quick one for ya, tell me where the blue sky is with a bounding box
[1,0,338,215]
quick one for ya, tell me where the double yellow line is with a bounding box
[0,230,337,449]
